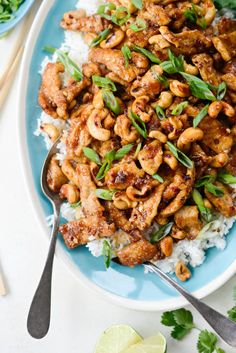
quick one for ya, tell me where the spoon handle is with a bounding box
[145,261,236,347]
[27,202,61,339]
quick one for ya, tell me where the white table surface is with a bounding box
[0,8,236,353]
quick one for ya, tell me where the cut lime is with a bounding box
[94,325,142,353]
[121,332,167,353]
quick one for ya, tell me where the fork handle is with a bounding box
[145,261,236,347]
[27,202,61,339]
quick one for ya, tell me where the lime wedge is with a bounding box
[121,333,167,353]
[94,325,142,353]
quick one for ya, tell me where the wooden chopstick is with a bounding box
[0,272,7,296]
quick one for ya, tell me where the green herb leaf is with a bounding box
[97,3,116,20]
[90,28,110,47]
[205,183,224,197]
[129,110,147,139]
[193,105,209,128]
[115,144,134,160]
[192,189,212,223]
[70,201,81,209]
[228,306,236,322]
[56,50,83,81]
[82,147,101,165]
[172,101,188,115]
[96,150,116,180]
[160,60,179,74]
[133,45,161,63]
[161,311,177,327]
[216,82,227,100]
[121,45,132,68]
[167,141,194,169]
[168,49,184,73]
[155,105,166,120]
[130,18,146,32]
[43,45,56,54]
[214,0,236,10]
[195,175,215,187]
[152,68,169,88]
[131,0,143,9]
[134,142,142,158]
[102,89,121,115]
[92,75,117,91]
[102,239,112,269]
[150,222,173,244]
[173,309,195,330]
[95,189,116,200]
[217,172,236,185]
[152,173,164,183]
[0,0,24,23]
[171,325,191,340]
[197,330,217,353]
[111,6,130,26]
[184,4,207,29]
[215,348,226,353]
[180,72,216,101]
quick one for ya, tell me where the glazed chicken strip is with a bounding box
[117,239,158,266]
[174,206,202,239]
[61,12,109,33]
[205,182,236,218]
[59,164,115,248]
[89,48,149,83]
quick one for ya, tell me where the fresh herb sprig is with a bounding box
[0,0,24,23]
[161,308,226,352]
[160,50,184,74]
[111,6,130,25]
[227,285,236,322]
[184,4,207,29]
[83,147,101,165]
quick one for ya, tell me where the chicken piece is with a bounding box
[222,73,236,92]
[106,162,145,190]
[138,140,163,175]
[38,63,90,119]
[223,60,236,76]
[217,17,236,35]
[130,65,164,98]
[117,239,157,266]
[192,54,221,86]
[189,143,211,178]
[139,4,171,26]
[59,164,115,248]
[174,206,202,239]
[205,182,236,217]
[212,31,236,62]
[159,26,211,56]
[162,172,185,201]
[61,12,109,33]
[130,182,166,230]
[38,62,67,119]
[199,116,233,154]
[105,201,142,241]
[89,48,149,83]
[225,145,236,176]
[47,158,68,193]
[82,62,101,78]
[160,167,195,218]
[126,25,159,48]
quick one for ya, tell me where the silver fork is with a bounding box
[27,138,62,339]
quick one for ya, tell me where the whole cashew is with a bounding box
[87,108,111,141]
[100,29,125,49]
[152,91,173,109]
[175,261,191,282]
[177,127,204,151]
[114,114,139,143]
[163,150,178,170]
[160,236,173,257]
[132,96,153,122]
[41,123,60,142]
[113,191,137,209]
[59,184,80,204]
[149,130,167,143]
[169,80,190,97]
[208,101,235,119]
[210,152,229,168]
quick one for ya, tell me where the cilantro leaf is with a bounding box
[233,285,236,303]
[161,311,177,327]
[215,348,226,353]
[227,306,236,322]
[197,330,217,353]
[173,308,195,329]
[171,325,191,340]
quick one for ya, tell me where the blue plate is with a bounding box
[19,0,236,310]
[0,0,35,35]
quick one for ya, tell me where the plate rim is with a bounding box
[17,0,236,311]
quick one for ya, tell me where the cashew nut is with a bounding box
[177,127,204,151]
[93,90,104,109]
[114,114,139,143]
[87,108,111,141]
[209,152,229,168]
[148,34,170,49]
[41,123,60,142]
[132,96,153,122]
[183,61,199,75]
[100,29,125,49]
[60,184,80,204]
[112,191,137,209]
[152,91,173,109]
[47,158,68,193]
[163,150,178,170]
[149,130,167,143]
[175,261,191,282]
[208,101,235,119]
[138,140,163,175]
[160,236,173,257]
[170,80,190,97]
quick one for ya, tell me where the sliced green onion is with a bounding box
[115,144,134,160]
[168,49,184,73]
[102,239,112,269]
[156,105,166,120]
[217,172,236,185]
[96,189,116,200]
[205,183,224,197]
[152,68,169,88]
[152,174,164,183]
[130,18,146,32]
[131,0,143,10]
[111,6,130,26]
[150,222,174,244]
[97,3,116,20]
[192,189,212,223]
[82,147,101,165]
[43,45,56,54]
[133,45,161,64]
[193,104,209,128]
[102,89,121,115]
[121,45,132,68]
[195,175,215,188]
[70,201,82,209]
[167,141,194,169]
[180,72,216,101]
[90,28,110,47]
[92,75,117,91]
[129,110,147,139]
[216,82,227,100]
[172,101,188,115]
[134,142,142,158]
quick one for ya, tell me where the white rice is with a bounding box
[39,1,236,274]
